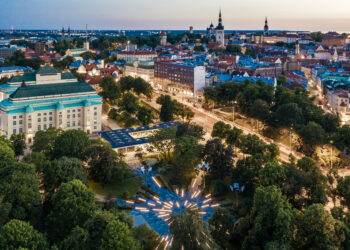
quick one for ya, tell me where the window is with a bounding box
[43,117,47,122]
[67,110,70,113]
[13,116,16,119]
[49,117,53,121]
[44,113,47,116]
[73,109,76,113]
[38,118,41,122]
[73,121,76,126]
[43,124,47,130]
[49,112,53,115]
[67,122,70,127]
[67,115,70,119]
[13,121,16,126]
[49,124,53,128]
[38,125,41,130]
[28,123,32,129]
[13,129,16,134]
[94,112,97,116]
[78,109,81,112]
[94,126,97,130]
[38,113,41,116]
[94,107,97,110]
[19,120,23,125]
[19,128,23,133]
[19,115,23,119]
[78,114,81,118]
[73,114,75,118]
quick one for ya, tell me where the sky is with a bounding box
[1,0,350,32]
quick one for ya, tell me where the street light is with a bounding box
[230,182,245,209]
[141,165,152,186]
[330,140,334,169]
[197,163,210,189]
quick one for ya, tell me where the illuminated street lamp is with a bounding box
[230,182,245,209]
[197,163,210,189]
[141,165,152,186]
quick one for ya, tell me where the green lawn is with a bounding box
[89,176,143,199]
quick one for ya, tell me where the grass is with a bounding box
[89,176,143,199]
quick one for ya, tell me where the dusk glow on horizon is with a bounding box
[1,0,350,31]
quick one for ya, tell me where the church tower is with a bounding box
[61,27,65,37]
[264,17,269,35]
[215,10,225,46]
[68,26,71,37]
[159,31,167,46]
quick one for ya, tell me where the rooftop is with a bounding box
[99,122,180,149]
[9,81,95,99]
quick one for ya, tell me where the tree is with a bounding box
[249,99,270,122]
[100,76,121,101]
[296,204,346,249]
[211,121,231,139]
[119,76,135,93]
[277,75,287,86]
[81,51,96,60]
[170,210,216,250]
[203,139,235,180]
[259,162,287,187]
[148,127,176,160]
[0,163,40,224]
[137,106,153,125]
[32,127,62,154]
[172,136,203,186]
[85,144,131,186]
[275,103,304,127]
[118,93,139,114]
[158,95,175,122]
[101,220,138,250]
[194,45,205,52]
[0,140,15,165]
[60,226,89,250]
[209,208,235,249]
[298,121,326,146]
[241,186,297,249]
[225,44,241,55]
[174,101,194,121]
[83,210,116,249]
[10,133,26,157]
[176,123,205,140]
[0,219,47,249]
[52,130,90,159]
[337,176,350,209]
[43,157,88,193]
[311,32,323,42]
[226,127,242,146]
[45,180,96,242]
[132,224,165,250]
[22,152,46,172]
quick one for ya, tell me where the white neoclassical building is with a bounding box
[0,66,102,143]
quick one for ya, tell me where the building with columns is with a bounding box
[0,66,102,143]
[215,10,225,46]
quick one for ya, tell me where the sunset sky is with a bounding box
[1,0,350,31]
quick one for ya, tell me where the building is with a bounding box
[0,66,102,142]
[215,10,225,46]
[99,122,180,154]
[65,47,89,60]
[0,48,16,58]
[207,22,215,37]
[154,61,206,96]
[0,66,31,80]
[160,32,167,46]
[112,51,158,63]
[264,17,269,34]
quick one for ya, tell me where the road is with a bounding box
[143,92,303,162]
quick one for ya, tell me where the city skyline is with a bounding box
[1,0,350,32]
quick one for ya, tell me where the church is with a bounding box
[0,66,102,143]
[207,10,225,46]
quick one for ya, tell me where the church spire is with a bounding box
[264,17,269,34]
[216,9,224,30]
